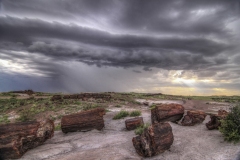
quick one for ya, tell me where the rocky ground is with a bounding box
[19,100,240,160]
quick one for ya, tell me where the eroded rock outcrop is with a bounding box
[125,117,144,130]
[0,119,54,159]
[51,93,111,101]
[151,103,184,123]
[206,109,228,130]
[181,110,206,126]
[132,122,174,157]
[11,90,34,95]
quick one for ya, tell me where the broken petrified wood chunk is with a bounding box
[181,110,206,126]
[143,101,148,105]
[61,108,106,133]
[0,119,54,159]
[151,103,184,123]
[206,115,222,130]
[206,109,228,130]
[132,122,174,157]
[218,109,228,117]
[125,117,144,130]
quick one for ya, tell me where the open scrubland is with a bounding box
[0,91,240,160]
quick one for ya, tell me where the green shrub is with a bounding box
[105,109,111,112]
[219,105,240,143]
[129,110,141,117]
[113,110,129,120]
[82,103,107,111]
[130,100,141,105]
[150,104,156,110]
[135,123,150,135]
[55,124,61,131]
[17,109,32,122]
[0,115,10,124]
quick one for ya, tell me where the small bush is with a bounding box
[135,123,150,135]
[150,104,156,110]
[82,103,99,111]
[105,109,111,112]
[0,115,10,124]
[17,109,32,122]
[113,110,129,120]
[130,100,141,105]
[55,124,61,131]
[129,110,141,117]
[219,105,240,143]
[115,104,122,108]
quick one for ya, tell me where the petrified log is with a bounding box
[125,117,144,130]
[50,95,62,101]
[0,119,54,159]
[181,110,206,126]
[132,122,174,157]
[61,108,106,133]
[151,103,184,123]
[206,109,228,130]
[143,101,149,106]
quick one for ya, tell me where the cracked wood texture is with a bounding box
[206,109,228,130]
[132,122,174,157]
[181,110,206,126]
[0,119,54,159]
[151,103,184,123]
[125,117,144,130]
[61,108,106,133]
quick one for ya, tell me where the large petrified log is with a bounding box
[132,122,174,157]
[151,103,184,123]
[61,108,106,133]
[206,109,228,130]
[0,119,54,159]
[181,110,206,126]
[125,117,144,130]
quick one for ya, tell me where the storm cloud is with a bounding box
[0,0,240,95]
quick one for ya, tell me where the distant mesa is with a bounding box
[10,90,34,95]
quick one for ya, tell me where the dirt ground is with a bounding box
[19,100,240,160]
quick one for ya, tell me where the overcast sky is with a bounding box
[0,0,240,95]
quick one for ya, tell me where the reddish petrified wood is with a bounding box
[181,110,206,126]
[61,108,106,133]
[50,95,62,101]
[206,109,228,130]
[151,103,184,123]
[218,109,228,117]
[125,117,144,130]
[0,119,54,159]
[132,122,174,157]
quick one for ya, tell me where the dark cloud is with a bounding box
[0,16,231,55]
[0,0,239,94]
[0,16,233,71]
